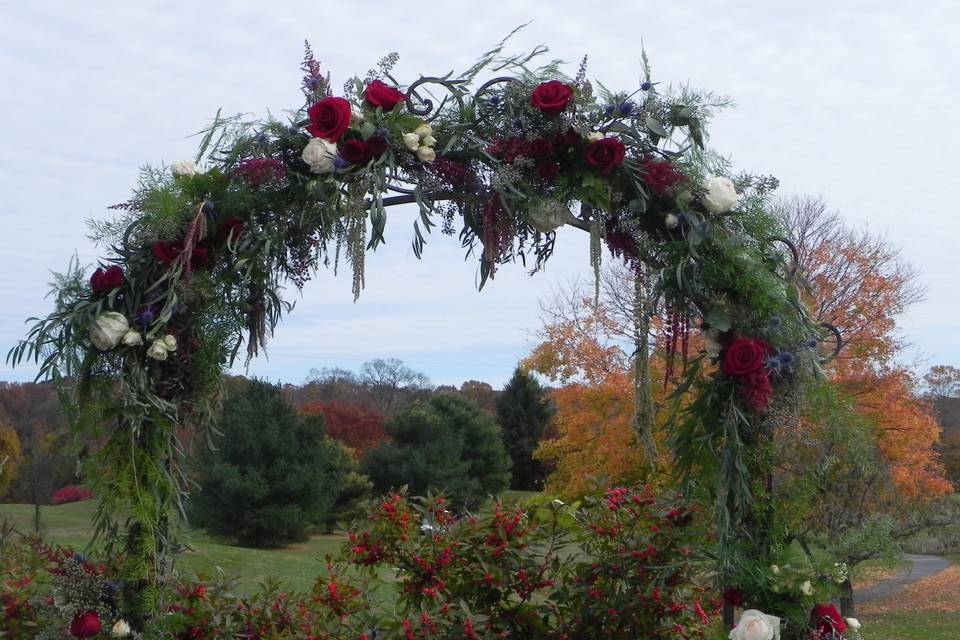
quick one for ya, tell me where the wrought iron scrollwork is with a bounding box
[818,321,843,362]
[768,235,799,278]
[404,76,466,121]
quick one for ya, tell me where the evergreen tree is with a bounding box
[496,368,554,490]
[190,379,352,547]
[362,394,510,510]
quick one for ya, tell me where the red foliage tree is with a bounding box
[299,401,388,458]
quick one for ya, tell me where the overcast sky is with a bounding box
[1,1,957,388]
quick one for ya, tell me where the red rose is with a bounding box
[640,159,686,194]
[89,265,124,296]
[153,241,181,264]
[70,611,101,638]
[721,338,771,377]
[551,128,582,155]
[722,588,745,608]
[530,80,574,117]
[811,604,846,637]
[306,96,352,142]
[537,162,561,181]
[364,80,405,111]
[529,138,552,158]
[584,138,626,175]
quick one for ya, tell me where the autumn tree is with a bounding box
[299,401,388,458]
[924,365,960,398]
[0,422,22,497]
[496,368,554,491]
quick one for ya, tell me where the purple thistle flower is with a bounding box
[619,101,635,116]
[766,357,782,371]
[333,156,350,169]
[778,351,794,366]
[768,316,782,328]
[641,81,653,91]
[806,337,819,349]
[604,104,616,116]
[138,307,156,328]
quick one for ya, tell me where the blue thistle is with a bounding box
[766,357,782,371]
[805,337,819,349]
[619,101,635,116]
[641,81,653,91]
[778,351,795,366]
[604,104,616,116]
[768,316,782,328]
[333,156,350,169]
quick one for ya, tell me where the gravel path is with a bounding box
[856,554,954,604]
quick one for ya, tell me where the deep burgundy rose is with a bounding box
[487,136,531,164]
[364,80,405,110]
[365,135,388,159]
[339,139,372,165]
[583,138,626,175]
[720,337,771,377]
[742,371,774,412]
[306,96,352,141]
[70,611,101,638]
[537,161,561,181]
[214,217,246,245]
[89,265,124,296]
[529,138,552,158]
[722,588,746,608]
[530,80,574,117]
[551,128,582,155]
[189,246,210,270]
[811,604,846,637]
[153,241,181,264]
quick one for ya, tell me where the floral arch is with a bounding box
[10,39,841,626]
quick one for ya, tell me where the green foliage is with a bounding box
[496,367,554,491]
[189,379,354,547]
[362,394,511,510]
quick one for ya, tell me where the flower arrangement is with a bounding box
[8,35,839,622]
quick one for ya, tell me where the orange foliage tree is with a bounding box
[774,196,951,498]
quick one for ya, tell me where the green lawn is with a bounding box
[0,501,344,593]
[862,611,960,640]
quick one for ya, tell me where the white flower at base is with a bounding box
[729,610,780,640]
[701,176,739,214]
[170,160,198,177]
[665,213,680,229]
[121,329,143,347]
[111,619,131,637]
[416,146,436,163]
[301,138,337,174]
[800,580,813,596]
[420,135,438,147]
[586,131,604,141]
[89,312,130,351]
[161,334,177,352]
[845,617,861,631]
[414,124,433,138]
[527,201,576,233]
[147,340,169,361]
[770,564,780,575]
[402,132,421,151]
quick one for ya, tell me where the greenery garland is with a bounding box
[8,34,839,610]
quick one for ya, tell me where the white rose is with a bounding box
[701,176,739,214]
[121,330,143,347]
[586,131,604,141]
[416,146,436,163]
[170,160,198,177]
[729,610,779,640]
[665,213,680,229]
[161,335,177,351]
[770,564,780,575]
[527,201,575,233]
[421,135,438,147]
[402,132,421,151]
[89,312,130,351]
[146,339,170,361]
[301,137,337,174]
[414,124,433,138]
[800,580,813,596]
[111,619,131,637]
[845,617,861,631]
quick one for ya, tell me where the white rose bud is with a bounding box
[111,619,131,638]
[402,132,421,151]
[800,580,813,596]
[421,135,438,148]
[121,329,143,347]
[170,160,198,177]
[701,176,739,214]
[161,335,178,351]
[729,610,779,640]
[416,146,436,163]
[586,131,604,141]
[770,565,780,575]
[89,312,130,351]
[146,339,170,361]
[845,618,861,631]
[665,213,680,229]
[414,124,433,138]
[301,137,337,174]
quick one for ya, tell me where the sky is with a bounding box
[0,1,957,389]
